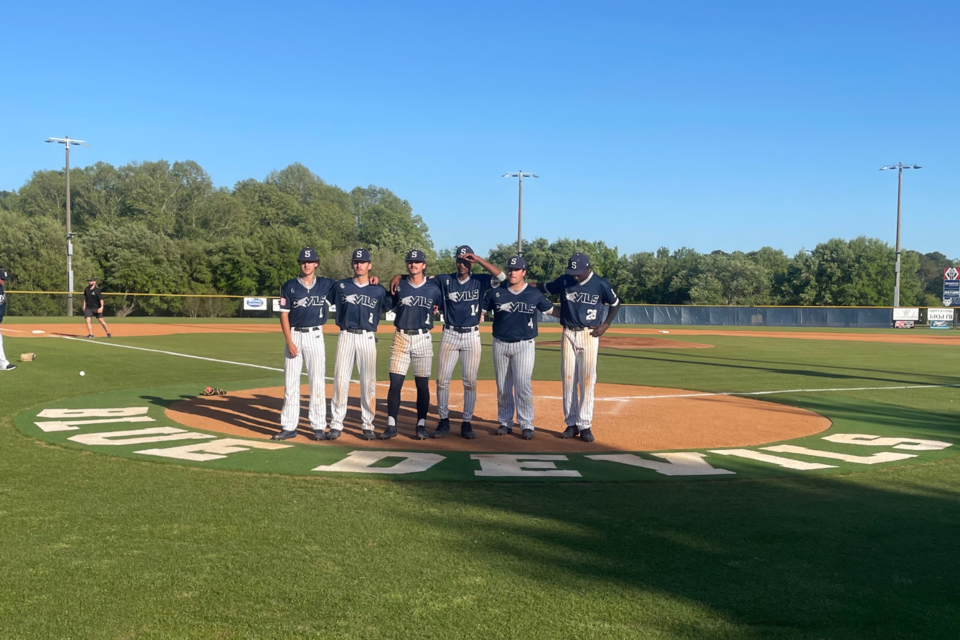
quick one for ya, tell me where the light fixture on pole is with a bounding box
[45,136,89,317]
[502,171,538,256]
[880,162,921,308]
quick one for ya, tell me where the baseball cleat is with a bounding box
[460,422,476,439]
[415,425,429,440]
[326,429,342,441]
[560,425,578,439]
[86,334,94,339]
[0,364,16,371]
[313,430,327,441]
[271,430,297,441]
[379,426,398,440]
[521,429,535,440]
[361,429,376,441]
[433,418,450,439]
[106,333,112,338]
[579,428,595,443]
[496,425,512,436]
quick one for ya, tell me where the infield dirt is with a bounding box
[167,380,830,453]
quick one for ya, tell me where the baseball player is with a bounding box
[538,252,620,442]
[433,246,505,439]
[481,255,557,440]
[380,249,442,441]
[0,268,15,371]
[272,247,335,441]
[325,248,390,441]
[82,277,112,338]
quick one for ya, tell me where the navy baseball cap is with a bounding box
[455,245,473,260]
[406,249,426,262]
[351,248,371,262]
[298,247,318,263]
[565,252,591,276]
[506,255,527,270]
[0,269,8,280]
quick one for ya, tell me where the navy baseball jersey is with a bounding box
[392,278,443,330]
[482,284,553,342]
[331,280,390,331]
[437,273,499,328]
[544,273,619,328]
[0,283,5,322]
[278,276,336,328]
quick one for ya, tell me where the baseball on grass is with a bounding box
[79,371,85,377]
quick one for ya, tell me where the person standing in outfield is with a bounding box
[325,248,390,441]
[82,277,112,338]
[381,249,443,441]
[481,255,558,440]
[0,269,15,371]
[272,247,335,441]
[433,246,506,439]
[537,252,620,443]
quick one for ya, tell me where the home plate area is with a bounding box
[167,380,830,453]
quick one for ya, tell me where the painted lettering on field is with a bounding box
[708,449,836,471]
[472,454,581,478]
[587,452,735,476]
[822,433,952,451]
[313,451,445,474]
[763,445,915,465]
[136,438,291,461]
[69,427,215,446]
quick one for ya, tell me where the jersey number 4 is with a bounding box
[527,317,534,329]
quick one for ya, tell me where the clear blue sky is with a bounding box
[2,1,957,258]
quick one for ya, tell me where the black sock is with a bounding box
[387,373,405,422]
[414,376,430,421]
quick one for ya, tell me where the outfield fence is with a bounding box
[5,291,953,329]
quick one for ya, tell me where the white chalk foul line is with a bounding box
[59,335,338,382]
[59,336,958,400]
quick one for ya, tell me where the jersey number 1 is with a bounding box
[470,304,478,316]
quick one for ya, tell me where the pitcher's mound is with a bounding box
[167,380,828,453]
[539,336,713,350]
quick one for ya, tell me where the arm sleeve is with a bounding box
[601,279,620,305]
[382,287,396,313]
[544,277,565,295]
[324,283,338,305]
[536,291,555,313]
[278,283,291,312]
[95,289,104,305]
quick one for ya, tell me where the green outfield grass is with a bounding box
[1,328,958,638]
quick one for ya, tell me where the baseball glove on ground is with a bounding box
[201,386,227,396]
[19,353,36,362]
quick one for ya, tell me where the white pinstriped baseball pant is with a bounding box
[389,331,433,377]
[330,330,378,431]
[436,327,482,421]
[0,330,8,367]
[279,327,326,432]
[492,337,537,430]
[561,327,600,429]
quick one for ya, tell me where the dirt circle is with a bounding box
[538,336,713,350]
[166,380,829,453]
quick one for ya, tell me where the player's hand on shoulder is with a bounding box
[389,274,402,294]
[370,276,380,286]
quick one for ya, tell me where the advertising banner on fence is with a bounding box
[945,268,960,307]
[272,298,281,312]
[893,308,920,321]
[243,297,268,311]
[928,307,954,329]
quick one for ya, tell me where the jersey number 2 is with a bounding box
[369,313,374,324]
[586,309,597,321]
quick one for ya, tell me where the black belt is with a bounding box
[397,328,430,335]
[444,325,479,334]
[343,328,371,334]
[293,326,322,333]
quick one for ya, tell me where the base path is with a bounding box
[166,380,830,453]
[539,336,713,350]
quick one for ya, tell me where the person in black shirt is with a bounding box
[0,268,15,371]
[82,277,112,338]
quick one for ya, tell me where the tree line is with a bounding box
[0,160,953,316]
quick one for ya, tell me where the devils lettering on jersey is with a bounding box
[392,278,442,331]
[482,284,553,342]
[544,272,619,328]
[279,277,336,328]
[333,279,390,331]
[437,273,496,328]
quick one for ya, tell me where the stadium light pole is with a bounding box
[503,171,538,256]
[880,163,921,308]
[45,136,89,316]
